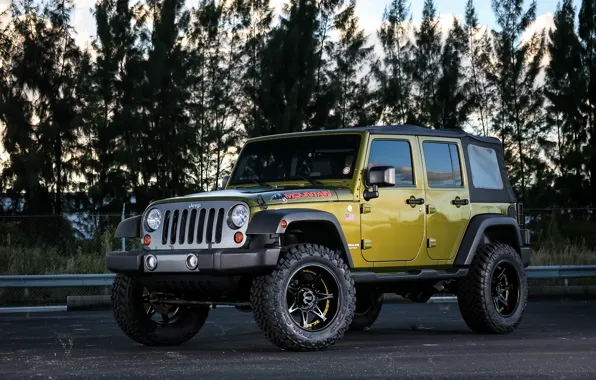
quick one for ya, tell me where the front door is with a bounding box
[418,137,471,261]
[360,136,426,263]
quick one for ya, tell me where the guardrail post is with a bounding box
[121,203,126,252]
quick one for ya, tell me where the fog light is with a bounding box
[186,253,199,270]
[145,254,158,271]
[234,231,244,244]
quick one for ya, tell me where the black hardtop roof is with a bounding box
[248,124,502,146]
[351,124,501,145]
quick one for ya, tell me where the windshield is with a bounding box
[228,134,362,185]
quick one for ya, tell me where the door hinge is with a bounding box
[361,239,372,250]
[427,238,436,248]
[361,204,371,214]
[427,204,436,214]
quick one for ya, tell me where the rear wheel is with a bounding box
[456,243,527,334]
[111,274,209,346]
[250,244,356,351]
[349,287,383,331]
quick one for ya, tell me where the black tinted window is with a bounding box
[229,134,361,185]
[367,140,414,186]
[423,142,463,187]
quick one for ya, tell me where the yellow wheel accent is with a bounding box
[303,268,331,329]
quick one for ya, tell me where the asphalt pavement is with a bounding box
[0,300,595,380]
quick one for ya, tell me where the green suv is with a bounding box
[106,124,531,351]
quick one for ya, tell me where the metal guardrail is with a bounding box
[0,274,115,288]
[1,266,595,288]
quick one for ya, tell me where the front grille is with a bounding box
[143,200,248,250]
[161,207,225,245]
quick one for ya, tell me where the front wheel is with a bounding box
[456,243,528,334]
[111,274,209,346]
[250,244,356,351]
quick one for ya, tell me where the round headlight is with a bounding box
[145,208,161,231]
[229,204,249,228]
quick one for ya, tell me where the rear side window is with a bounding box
[422,142,463,188]
[368,139,414,186]
[467,144,504,190]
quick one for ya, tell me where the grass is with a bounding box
[530,241,596,266]
[0,246,109,275]
[0,228,141,275]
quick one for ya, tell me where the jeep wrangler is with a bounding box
[106,124,531,352]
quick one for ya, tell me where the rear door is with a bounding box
[417,137,471,261]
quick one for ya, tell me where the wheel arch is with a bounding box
[454,214,523,267]
[246,209,354,268]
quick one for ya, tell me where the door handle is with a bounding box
[452,198,469,206]
[406,197,425,205]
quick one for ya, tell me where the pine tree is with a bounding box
[135,0,194,199]
[257,0,319,134]
[463,0,494,136]
[579,0,596,206]
[545,0,588,206]
[307,0,345,130]
[487,0,546,203]
[236,0,273,138]
[330,0,377,128]
[187,1,245,190]
[435,18,469,129]
[0,0,45,213]
[85,0,142,213]
[373,0,415,125]
[412,0,442,126]
[0,0,91,214]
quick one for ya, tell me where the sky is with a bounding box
[0,0,581,48]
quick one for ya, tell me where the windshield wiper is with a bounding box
[250,177,272,188]
[295,175,324,186]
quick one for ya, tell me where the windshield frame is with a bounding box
[227,132,365,188]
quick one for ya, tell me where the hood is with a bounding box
[150,186,354,208]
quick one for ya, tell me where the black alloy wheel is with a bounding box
[491,260,521,317]
[142,288,182,325]
[285,264,340,331]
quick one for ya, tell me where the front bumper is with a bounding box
[106,247,281,275]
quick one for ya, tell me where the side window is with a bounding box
[368,139,414,186]
[422,142,463,188]
[467,144,504,190]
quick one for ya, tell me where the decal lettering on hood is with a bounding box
[270,190,333,202]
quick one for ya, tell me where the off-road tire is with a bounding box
[111,274,209,346]
[349,287,383,331]
[250,243,356,351]
[456,243,528,334]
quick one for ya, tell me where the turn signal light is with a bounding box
[234,232,244,244]
[280,220,287,229]
[143,234,152,246]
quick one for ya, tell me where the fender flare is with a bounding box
[115,215,142,238]
[246,209,353,268]
[454,214,523,267]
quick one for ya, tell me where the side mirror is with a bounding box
[363,166,395,201]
